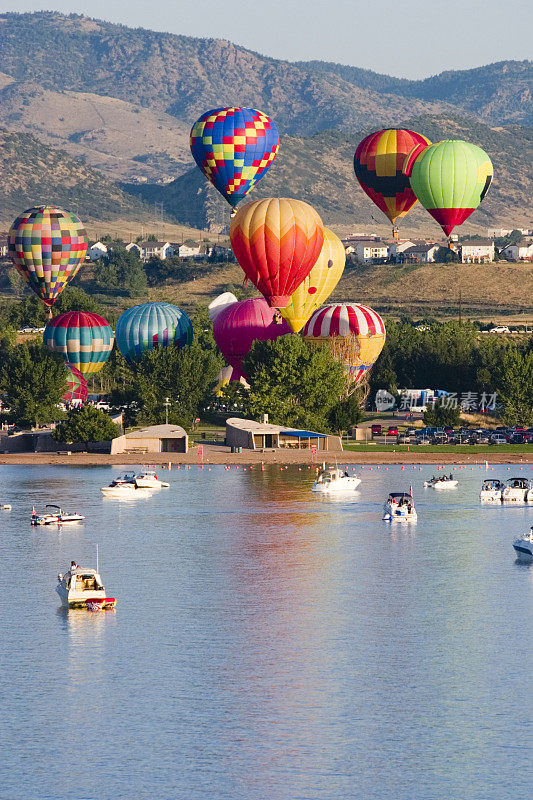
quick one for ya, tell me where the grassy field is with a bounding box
[343,443,533,454]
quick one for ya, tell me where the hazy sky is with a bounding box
[3,0,532,79]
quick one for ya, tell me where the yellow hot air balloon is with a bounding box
[280,228,346,333]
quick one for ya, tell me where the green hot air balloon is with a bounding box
[403,140,493,236]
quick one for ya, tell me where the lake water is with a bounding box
[1,463,532,800]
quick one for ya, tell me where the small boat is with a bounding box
[311,466,361,494]
[383,492,417,522]
[31,504,84,525]
[502,478,533,503]
[1,503,11,510]
[101,472,139,496]
[424,475,458,489]
[56,563,116,609]
[512,528,533,561]
[480,479,505,502]
[134,470,170,489]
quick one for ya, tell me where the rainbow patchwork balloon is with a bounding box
[403,140,493,236]
[302,303,386,385]
[43,311,114,376]
[115,302,193,366]
[63,363,88,403]
[8,206,88,310]
[190,107,279,207]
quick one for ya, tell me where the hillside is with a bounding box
[0,77,191,182]
[0,128,154,224]
[125,116,533,233]
[0,11,509,139]
[298,60,533,126]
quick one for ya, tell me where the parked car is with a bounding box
[387,426,399,436]
[371,424,382,437]
[509,433,525,444]
[490,434,507,445]
[416,436,431,445]
[431,433,448,445]
[397,433,411,444]
[489,326,510,333]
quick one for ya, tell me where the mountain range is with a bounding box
[0,12,531,232]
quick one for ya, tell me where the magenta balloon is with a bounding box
[213,297,291,379]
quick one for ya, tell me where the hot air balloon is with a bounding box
[353,129,431,233]
[115,302,193,366]
[302,303,386,386]
[43,312,114,376]
[213,297,291,380]
[190,107,279,208]
[403,140,493,237]
[280,228,345,333]
[230,198,324,308]
[62,363,88,404]
[8,206,88,315]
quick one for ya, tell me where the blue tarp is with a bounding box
[281,430,327,438]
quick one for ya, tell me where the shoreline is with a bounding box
[1,447,532,467]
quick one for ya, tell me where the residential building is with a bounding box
[460,240,495,264]
[403,243,440,263]
[351,240,389,263]
[87,241,108,261]
[225,417,342,451]
[500,242,533,261]
[125,241,174,262]
[174,243,212,259]
[388,240,415,261]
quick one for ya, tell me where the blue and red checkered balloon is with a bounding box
[190,107,279,207]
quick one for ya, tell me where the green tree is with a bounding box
[329,390,363,435]
[94,248,147,297]
[495,349,533,425]
[434,247,460,263]
[242,335,345,431]
[135,343,223,428]
[53,405,119,443]
[423,401,461,428]
[191,306,219,353]
[0,343,67,427]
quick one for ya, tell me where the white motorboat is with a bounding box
[31,504,85,525]
[311,466,361,493]
[502,478,533,503]
[101,472,138,496]
[480,479,504,502]
[134,470,170,489]
[383,492,417,522]
[424,475,458,489]
[56,563,116,609]
[101,482,139,497]
[1,503,11,510]
[512,528,533,561]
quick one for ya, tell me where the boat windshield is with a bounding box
[508,478,526,488]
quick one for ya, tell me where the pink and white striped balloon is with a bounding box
[302,303,386,385]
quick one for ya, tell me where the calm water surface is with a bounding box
[0,463,532,800]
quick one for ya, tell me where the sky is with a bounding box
[2,0,532,79]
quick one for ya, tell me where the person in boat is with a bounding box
[344,470,349,477]
[70,560,78,571]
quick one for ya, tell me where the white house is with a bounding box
[403,243,440,263]
[460,240,494,264]
[175,243,210,259]
[87,241,108,261]
[388,240,416,261]
[501,242,533,262]
[125,241,174,262]
[352,240,389,263]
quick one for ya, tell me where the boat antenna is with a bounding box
[96,543,99,573]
